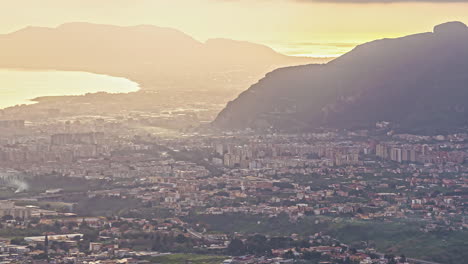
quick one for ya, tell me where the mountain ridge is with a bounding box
[0,22,324,92]
[213,22,468,133]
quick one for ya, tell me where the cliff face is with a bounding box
[213,22,468,133]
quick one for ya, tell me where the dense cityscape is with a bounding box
[0,112,465,264]
[1,2,468,264]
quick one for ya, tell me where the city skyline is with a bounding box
[0,2,467,264]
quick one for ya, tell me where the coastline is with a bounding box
[0,69,141,110]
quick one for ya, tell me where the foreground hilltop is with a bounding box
[0,22,322,92]
[213,22,468,133]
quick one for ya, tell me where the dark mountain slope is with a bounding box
[213,22,468,133]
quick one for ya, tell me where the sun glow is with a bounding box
[2,1,468,57]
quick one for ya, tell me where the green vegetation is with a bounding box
[74,197,142,217]
[186,213,468,264]
[120,207,174,219]
[0,225,60,238]
[148,253,228,264]
[23,174,106,195]
[0,189,15,199]
[14,200,74,212]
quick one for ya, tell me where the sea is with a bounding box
[0,69,140,109]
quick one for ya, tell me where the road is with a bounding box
[375,252,442,264]
[406,257,442,264]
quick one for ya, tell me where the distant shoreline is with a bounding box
[0,69,140,110]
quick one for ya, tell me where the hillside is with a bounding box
[0,22,323,92]
[213,22,468,133]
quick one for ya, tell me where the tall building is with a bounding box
[376,144,389,159]
[0,201,31,219]
[51,132,104,146]
[215,144,224,156]
[410,150,418,162]
[0,120,25,129]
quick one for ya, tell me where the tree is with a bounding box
[32,253,48,260]
[297,239,311,248]
[67,222,78,230]
[29,217,40,224]
[215,191,229,197]
[227,238,246,256]
[385,254,397,264]
[11,237,26,245]
[175,234,187,244]
[2,215,13,221]
[283,249,295,259]
[303,251,321,261]
[399,254,407,263]
[79,219,88,229]
[246,234,268,255]
[273,182,294,189]
[269,236,290,249]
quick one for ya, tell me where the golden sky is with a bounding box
[2,0,468,57]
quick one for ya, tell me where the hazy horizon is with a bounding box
[0,2,467,264]
[3,0,468,57]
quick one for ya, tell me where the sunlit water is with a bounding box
[0,69,140,109]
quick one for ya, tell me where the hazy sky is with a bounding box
[2,0,468,57]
